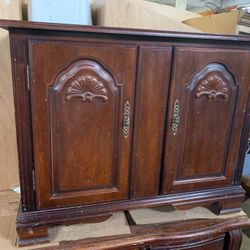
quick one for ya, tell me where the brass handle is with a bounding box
[171,99,180,136]
[123,101,131,139]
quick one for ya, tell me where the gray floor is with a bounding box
[147,0,250,13]
[241,199,250,250]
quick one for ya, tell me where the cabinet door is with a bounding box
[162,46,250,193]
[29,40,137,209]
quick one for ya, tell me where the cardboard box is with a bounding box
[0,0,21,191]
[93,0,243,35]
[183,10,243,35]
[93,0,201,33]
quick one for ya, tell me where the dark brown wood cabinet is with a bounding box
[1,20,250,246]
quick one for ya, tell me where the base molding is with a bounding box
[16,186,245,245]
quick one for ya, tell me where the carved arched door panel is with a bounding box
[162,46,250,193]
[29,40,137,209]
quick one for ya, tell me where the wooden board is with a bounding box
[94,0,201,33]
[0,0,22,191]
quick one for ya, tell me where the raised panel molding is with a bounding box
[172,62,238,186]
[182,62,238,177]
[49,59,120,195]
[53,59,118,96]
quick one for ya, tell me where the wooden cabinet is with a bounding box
[1,20,250,246]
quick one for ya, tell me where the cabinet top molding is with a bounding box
[1,19,250,43]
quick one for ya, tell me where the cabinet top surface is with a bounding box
[1,19,250,43]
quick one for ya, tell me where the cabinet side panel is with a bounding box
[9,35,35,211]
[131,46,172,198]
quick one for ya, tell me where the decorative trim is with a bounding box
[195,75,229,100]
[17,186,245,227]
[65,74,108,102]
[53,60,118,92]
[187,63,237,98]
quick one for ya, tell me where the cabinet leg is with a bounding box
[217,199,243,215]
[225,229,242,250]
[17,226,49,247]
[16,212,113,246]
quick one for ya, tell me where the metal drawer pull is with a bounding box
[123,101,131,139]
[171,99,180,136]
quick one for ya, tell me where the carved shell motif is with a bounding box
[65,75,108,102]
[195,75,229,100]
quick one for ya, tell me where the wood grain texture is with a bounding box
[162,46,250,193]
[9,35,35,211]
[0,1,22,190]
[131,46,172,198]
[29,40,137,209]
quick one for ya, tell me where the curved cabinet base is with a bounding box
[17,213,249,249]
[16,186,245,245]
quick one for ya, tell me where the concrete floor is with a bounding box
[147,0,250,12]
